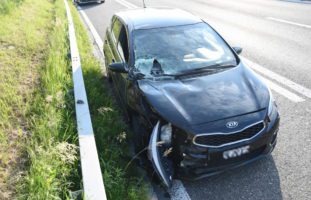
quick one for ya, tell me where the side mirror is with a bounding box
[233,47,243,55]
[108,62,127,73]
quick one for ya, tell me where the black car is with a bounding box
[103,8,280,188]
[74,0,104,4]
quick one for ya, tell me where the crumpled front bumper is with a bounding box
[176,116,280,180]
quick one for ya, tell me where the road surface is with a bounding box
[78,0,311,199]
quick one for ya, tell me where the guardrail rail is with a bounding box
[63,0,107,199]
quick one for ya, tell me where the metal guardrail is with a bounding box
[63,0,107,199]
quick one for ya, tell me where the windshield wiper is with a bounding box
[149,64,236,78]
[177,63,236,76]
[211,63,236,69]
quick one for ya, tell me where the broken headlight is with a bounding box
[268,88,276,118]
[160,123,172,145]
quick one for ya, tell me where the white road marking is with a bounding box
[115,0,138,9]
[242,56,311,99]
[64,1,107,200]
[78,6,104,57]
[266,17,311,29]
[169,180,192,200]
[261,76,305,103]
[280,0,311,4]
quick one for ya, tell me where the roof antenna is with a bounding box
[142,0,147,8]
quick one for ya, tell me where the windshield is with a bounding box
[133,23,237,77]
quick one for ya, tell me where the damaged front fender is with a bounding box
[148,121,173,188]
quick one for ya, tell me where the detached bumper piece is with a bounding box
[148,121,174,188]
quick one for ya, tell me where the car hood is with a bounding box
[138,63,270,131]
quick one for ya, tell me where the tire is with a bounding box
[106,70,112,83]
[131,114,148,153]
[104,58,112,82]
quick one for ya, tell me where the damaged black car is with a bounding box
[103,8,280,188]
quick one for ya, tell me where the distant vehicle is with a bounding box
[74,0,104,4]
[103,8,280,188]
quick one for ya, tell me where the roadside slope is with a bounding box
[0,0,78,199]
[0,0,148,199]
[69,1,148,199]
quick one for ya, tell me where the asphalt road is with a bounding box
[78,0,311,199]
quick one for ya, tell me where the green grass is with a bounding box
[0,0,147,199]
[17,0,81,198]
[0,0,23,14]
[69,2,148,200]
[0,0,79,199]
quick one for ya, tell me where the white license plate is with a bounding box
[223,145,250,160]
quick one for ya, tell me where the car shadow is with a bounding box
[183,155,282,200]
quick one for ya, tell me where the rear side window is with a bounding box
[112,18,122,41]
[111,18,129,63]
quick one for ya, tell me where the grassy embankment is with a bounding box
[0,0,23,14]
[69,2,148,199]
[0,0,78,199]
[0,0,146,199]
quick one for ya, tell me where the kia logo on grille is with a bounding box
[226,121,239,128]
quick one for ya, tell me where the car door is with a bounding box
[105,17,129,110]
[104,17,118,79]
[105,17,173,188]
[104,16,122,83]
[114,20,130,109]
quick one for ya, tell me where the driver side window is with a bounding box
[112,18,129,63]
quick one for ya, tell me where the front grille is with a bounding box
[194,122,265,147]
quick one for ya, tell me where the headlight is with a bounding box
[268,88,276,117]
[160,123,172,144]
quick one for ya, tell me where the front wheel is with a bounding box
[104,57,112,82]
[106,68,112,82]
[131,114,148,153]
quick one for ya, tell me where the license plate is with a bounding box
[223,145,250,160]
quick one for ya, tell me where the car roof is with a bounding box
[115,7,203,30]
